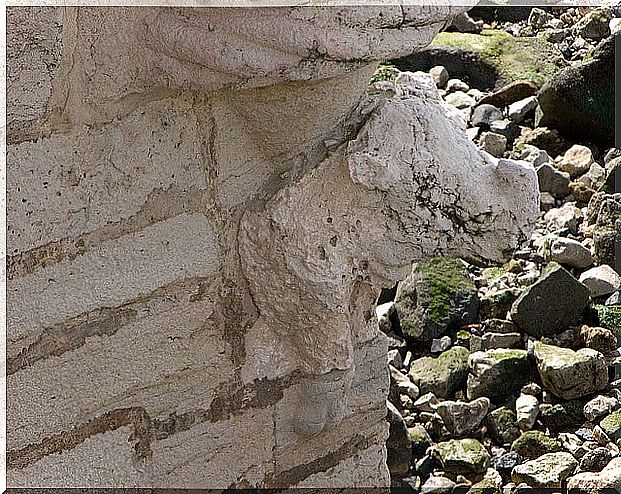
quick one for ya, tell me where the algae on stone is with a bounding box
[434,438,490,475]
[600,409,621,441]
[409,345,470,398]
[431,30,565,87]
[395,257,478,341]
[467,348,533,401]
[511,430,562,459]
[593,304,621,335]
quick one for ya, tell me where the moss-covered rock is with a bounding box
[487,406,521,445]
[593,304,621,335]
[511,430,562,460]
[512,452,578,489]
[467,349,533,402]
[409,346,469,398]
[540,399,587,433]
[480,288,522,320]
[600,409,621,441]
[370,63,399,84]
[394,29,565,90]
[433,30,564,87]
[409,424,432,458]
[435,438,490,475]
[394,257,478,341]
[509,262,591,338]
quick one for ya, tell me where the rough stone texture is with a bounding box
[511,430,562,460]
[394,257,479,341]
[409,346,470,399]
[467,349,533,402]
[434,438,490,475]
[509,262,591,338]
[537,34,616,146]
[533,342,608,400]
[511,452,578,488]
[7,5,538,488]
[566,457,621,493]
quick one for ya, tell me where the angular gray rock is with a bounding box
[534,342,608,400]
[511,452,578,488]
[508,95,538,123]
[480,132,508,157]
[579,265,621,298]
[510,262,591,338]
[522,145,552,167]
[536,163,571,198]
[540,236,594,269]
[467,349,533,401]
[387,401,412,478]
[436,397,490,436]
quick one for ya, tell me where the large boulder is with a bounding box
[466,349,533,401]
[537,34,616,146]
[533,342,608,400]
[394,257,479,341]
[409,346,470,398]
[511,452,578,489]
[509,262,591,338]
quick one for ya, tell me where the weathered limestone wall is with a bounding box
[6,6,537,488]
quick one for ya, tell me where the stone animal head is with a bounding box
[345,73,539,286]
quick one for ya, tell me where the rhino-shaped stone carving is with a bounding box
[7,5,537,487]
[239,72,538,442]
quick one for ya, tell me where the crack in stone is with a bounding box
[7,371,304,471]
[8,185,208,280]
[7,276,213,376]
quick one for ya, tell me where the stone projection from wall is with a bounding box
[6,6,538,488]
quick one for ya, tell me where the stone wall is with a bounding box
[6,6,537,488]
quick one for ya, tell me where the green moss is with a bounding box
[593,304,621,335]
[486,349,527,360]
[457,329,471,340]
[540,400,586,432]
[370,62,399,83]
[511,431,561,459]
[435,438,490,475]
[419,257,475,325]
[600,409,621,437]
[483,266,507,281]
[432,29,564,87]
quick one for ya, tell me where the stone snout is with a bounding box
[239,78,539,441]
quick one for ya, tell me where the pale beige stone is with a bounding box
[7,5,537,489]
